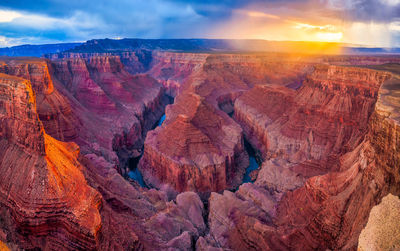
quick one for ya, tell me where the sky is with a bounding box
[0,0,399,47]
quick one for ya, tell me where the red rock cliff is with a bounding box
[0,72,101,250]
[139,92,248,194]
[234,65,390,191]
[205,66,399,250]
[49,54,170,173]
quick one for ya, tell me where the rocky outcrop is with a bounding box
[358,194,400,251]
[139,92,248,194]
[81,153,206,250]
[0,57,80,143]
[0,73,101,250]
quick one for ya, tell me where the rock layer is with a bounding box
[234,65,390,191]
[0,73,101,250]
[139,53,313,194]
[49,54,170,173]
[139,92,248,193]
[205,65,400,250]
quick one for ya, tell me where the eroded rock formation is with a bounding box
[139,53,313,194]
[0,56,209,250]
[0,72,101,250]
[204,64,400,250]
[139,92,248,194]
[234,65,390,191]
[48,54,170,174]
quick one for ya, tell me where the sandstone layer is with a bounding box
[48,54,170,174]
[204,64,400,250]
[139,91,248,194]
[0,73,101,250]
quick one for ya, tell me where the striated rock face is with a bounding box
[0,57,80,144]
[0,73,101,250]
[139,53,313,194]
[234,65,390,191]
[47,50,153,74]
[148,51,209,96]
[139,92,248,193]
[206,65,400,250]
[49,54,170,172]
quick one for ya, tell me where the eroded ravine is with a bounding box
[127,96,173,188]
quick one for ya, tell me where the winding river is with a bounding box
[242,140,260,183]
[128,113,166,187]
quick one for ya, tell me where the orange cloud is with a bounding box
[235,9,280,20]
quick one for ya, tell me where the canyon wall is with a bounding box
[204,65,400,250]
[48,54,170,174]
[139,53,313,194]
[0,72,101,250]
[234,65,390,191]
[0,56,211,250]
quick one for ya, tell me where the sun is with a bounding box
[316,32,343,42]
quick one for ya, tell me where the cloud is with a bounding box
[0,0,398,47]
[0,10,22,23]
[0,0,207,46]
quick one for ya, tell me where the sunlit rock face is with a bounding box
[0,57,80,142]
[0,72,101,250]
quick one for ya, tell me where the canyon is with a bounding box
[0,39,399,250]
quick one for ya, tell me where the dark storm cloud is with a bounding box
[1,0,398,23]
[0,0,300,19]
[347,0,400,22]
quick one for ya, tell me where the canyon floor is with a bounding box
[0,39,400,250]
